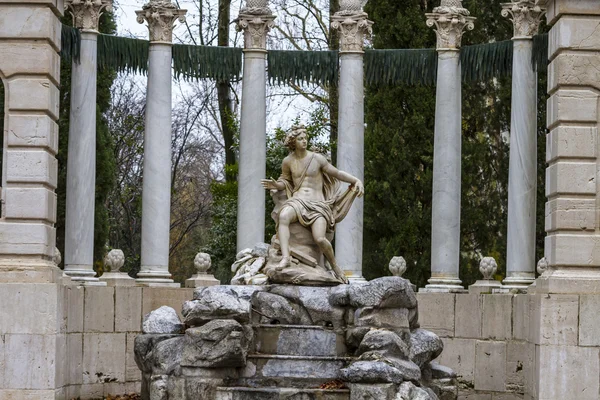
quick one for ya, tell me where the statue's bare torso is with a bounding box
[282,152,328,202]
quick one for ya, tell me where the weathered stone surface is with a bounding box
[151,337,186,375]
[330,277,417,309]
[396,381,437,400]
[254,325,346,357]
[252,243,270,258]
[355,308,410,331]
[346,327,372,352]
[409,329,443,368]
[184,286,260,326]
[142,306,184,334]
[357,330,410,360]
[428,362,456,380]
[349,383,396,400]
[341,359,420,384]
[149,375,168,400]
[269,286,346,328]
[181,319,250,368]
[134,334,181,374]
[251,291,312,325]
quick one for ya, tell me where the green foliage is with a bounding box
[98,34,149,75]
[268,50,339,86]
[173,44,242,82]
[365,49,437,87]
[461,40,512,82]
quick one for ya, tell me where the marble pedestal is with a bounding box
[185,273,220,288]
[99,271,136,286]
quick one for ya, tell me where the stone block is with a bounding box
[474,340,506,392]
[545,198,596,232]
[67,333,83,385]
[0,283,59,335]
[84,286,115,333]
[546,0,600,25]
[66,285,84,333]
[142,287,194,321]
[492,394,524,400]
[481,295,512,340]
[0,389,59,400]
[547,90,598,129]
[0,43,60,82]
[115,287,143,332]
[0,334,4,388]
[512,294,530,341]
[578,295,600,346]
[126,332,141,382]
[5,149,58,188]
[416,293,455,337]
[103,381,141,397]
[349,383,396,400]
[4,334,57,389]
[6,78,59,119]
[5,114,59,152]
[435,338,476,382]
[506,341,531,392]
[546,126,596,163]
[0,6,61,46]
[545,234,600,267]
[548,53,600,92]
[458,392,492,400]
[546,162,596,197]
[3,188,56,222]
[537,345,599,400]
[454,294,481,339]
[82,333,126,384]
[0,222,54,256]
[78,383,104,399]
[54,333,66,388]
[549,16,600,55]
[537,294,579,345]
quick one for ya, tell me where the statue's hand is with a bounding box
[351,179,364,197]
[261,178,280,191]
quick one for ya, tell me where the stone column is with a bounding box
[422,0,474,292]
[331,4,372,283]
[135,1,186,287]
[501,1,546,289]
[235,2,275,252]
[62,0,112,285]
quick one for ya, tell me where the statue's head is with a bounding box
[284,124,308,151]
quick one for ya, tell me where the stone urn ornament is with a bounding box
[339,0,368,14]
[479,256,497,280]
[389,256,407,277]
[537,257,548,275]
[194,252,212,274]
[104,249,125,272]
[53,247,62,267]
[242,0,271,14]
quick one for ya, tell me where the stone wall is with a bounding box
[61,286,193,399]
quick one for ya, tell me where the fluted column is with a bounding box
[332,3,372,283]
[235,2,275,252]
[135,0,186,287]
[501,1,545,289]
[63,0,112,285]
[422,0,474,292]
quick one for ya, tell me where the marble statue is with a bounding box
[260,125,364,285]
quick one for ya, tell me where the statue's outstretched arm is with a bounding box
[322,160,364,197]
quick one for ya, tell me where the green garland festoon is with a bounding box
[532,32,549,72]
[365,49,438,86]
[267,50,339,86]
[61,25,81,63]
[461,40,513,83]
[98,34,149,75]
[173,44,242,82]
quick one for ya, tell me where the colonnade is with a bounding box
[61,0,546,288]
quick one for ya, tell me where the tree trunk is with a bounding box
[217,0,236,181]
[329,0,340,165]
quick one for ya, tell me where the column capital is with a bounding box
[236,14,276,50]
[501,1,546,39]
[426,1,475,51]
[65,0,113,32]
[331,12,373,53]
[136,0,187,43]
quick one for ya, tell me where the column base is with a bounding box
[468,279,503,295]
[502,273,535,287]
[100,271,136,287]
[421,277,466,293]
[536,267,600,294]
[63,265,106,286]
[136,280,181,288]
[185,274,220,288]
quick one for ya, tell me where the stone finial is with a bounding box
[241,0,271,15]
[331,13,373,53]
[537,257,549,275]
[389,256,407,277]
[136,0,187,43]
[479,257,497,280]
[501,1,546,39]
[104,249,125,272]
[194,252,212,274]
[65,0,113,32]
[236,14,276,50]
[426,1,475,50]
[339,0,368,15]
[53,247,62,266]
